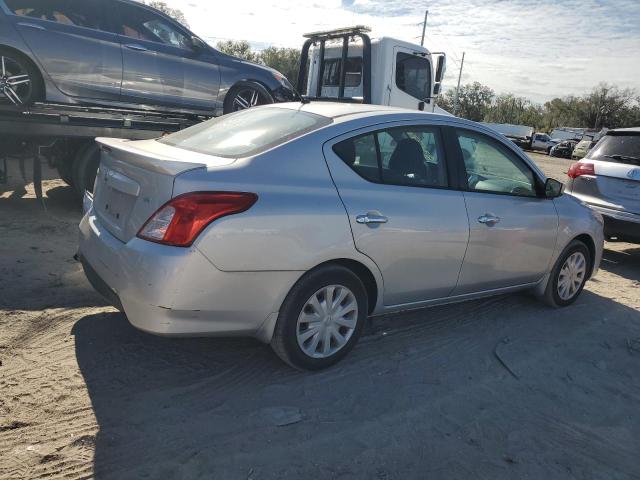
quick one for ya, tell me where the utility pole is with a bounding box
[420,10,428,46]
[453,51,465,115]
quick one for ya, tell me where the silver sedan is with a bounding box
[78,102,604,370]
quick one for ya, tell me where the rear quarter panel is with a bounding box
[173,134,377,276]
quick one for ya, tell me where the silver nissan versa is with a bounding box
[566,128,640,243]
[78,102,604,370]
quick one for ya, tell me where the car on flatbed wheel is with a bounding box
[566,128,640,243]
[0,0,296,114]
[78,102,604,370]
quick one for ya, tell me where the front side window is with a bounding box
[457,129,537,197]
[395,52,431,100]
[333,126,447,188]
[115,2,191,49]
[160,107,332,158]
[5,0,106,30]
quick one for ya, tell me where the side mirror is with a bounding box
[432,83,441,95]
[435,55,446,82]
[191,36,207,51]
[544,178,564,198]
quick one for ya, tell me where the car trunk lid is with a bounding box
[92,137,235,243]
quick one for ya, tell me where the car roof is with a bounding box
[270,101,458,125]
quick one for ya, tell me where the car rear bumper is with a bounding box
[78,207,299,340]
[584,204,640,241]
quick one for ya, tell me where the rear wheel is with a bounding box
[542,240,591,307]
[0,48,43,106]
[223,82,273,114]
[271,265,368,370]
[72,142,100,197]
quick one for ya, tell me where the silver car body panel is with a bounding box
[78,103,604,341]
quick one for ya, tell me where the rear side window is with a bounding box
[114,2,191,49]
[5,0,106,30]
[395,52,431,100]
[160,107,332,158]
[333,126,447,188]
[588,133,640,165]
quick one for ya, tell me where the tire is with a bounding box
[542,240,591,308]
[223,81,274,114]
[547,147,552,155]
[271,265,368,370]
[72,142,100,197]
[56,161,74,187]
[0,47,43,106]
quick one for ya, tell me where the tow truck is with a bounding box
[296,26,448,113]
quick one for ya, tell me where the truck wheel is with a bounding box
[0,48,43,106]
[223,81,273,114]
[56,161,74,187]
[72,142,100,197]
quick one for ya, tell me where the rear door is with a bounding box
[579,132,640,215]
[387,47,432,110]
[324,123,469,306]
[4,0,122,100]
[112,0,220,111]
[452,128,558,295]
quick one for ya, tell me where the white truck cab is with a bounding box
[297,26,448,114]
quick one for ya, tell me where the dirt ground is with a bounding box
[1,152,639,480]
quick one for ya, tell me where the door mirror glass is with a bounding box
[544,178,564,198]
[435,55,446,82]
[433,83,441,95]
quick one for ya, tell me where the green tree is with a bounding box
[216,40,258,62]
[438,82,494,121]
[258,47,302,85]
[143,1,189,28]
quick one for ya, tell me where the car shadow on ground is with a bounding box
[73,283,640,479]
[602,243,640,283]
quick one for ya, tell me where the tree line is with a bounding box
[437,81,640,131]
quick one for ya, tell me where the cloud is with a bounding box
[161,0,640,102]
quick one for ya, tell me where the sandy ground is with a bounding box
[0,152,639,479]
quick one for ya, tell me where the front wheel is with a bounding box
[271,265,368,370]
[542,240,591,307]
[223,82,273,114]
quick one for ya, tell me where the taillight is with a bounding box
[137,192,257,247]
[568,162,595,179]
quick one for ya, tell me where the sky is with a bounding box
[163,0,640,103]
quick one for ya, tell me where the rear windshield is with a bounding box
[159,108,332,158]
[589,133,640,165]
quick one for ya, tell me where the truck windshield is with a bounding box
[396,52,431,100]
[159,107,332,158]
[589,133,640,165]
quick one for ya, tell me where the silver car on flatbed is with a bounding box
[78,102,604,370]
[566,127,640,243]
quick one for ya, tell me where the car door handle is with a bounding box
[478,214,500,225]
[356,213,388,224]
[17,22,46,31]
[125,43,148,51]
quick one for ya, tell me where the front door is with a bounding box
[324,123,469,306]
[112,0,220,111]
[452,128,558,295]
[387,46,432,111]
[4,0,122,101]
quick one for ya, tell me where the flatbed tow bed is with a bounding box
[0,102,210,198]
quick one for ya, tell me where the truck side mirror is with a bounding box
[435,56,446,83]
[433,83,441,95]
[191,36,207,51]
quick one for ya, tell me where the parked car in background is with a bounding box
[481,122,534,150]
[550,139,577,159]
[78,102,603,370]
[531,132,557,153]
[572,138,598,159]
[566,127,640,243]
[0,0,296,114]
